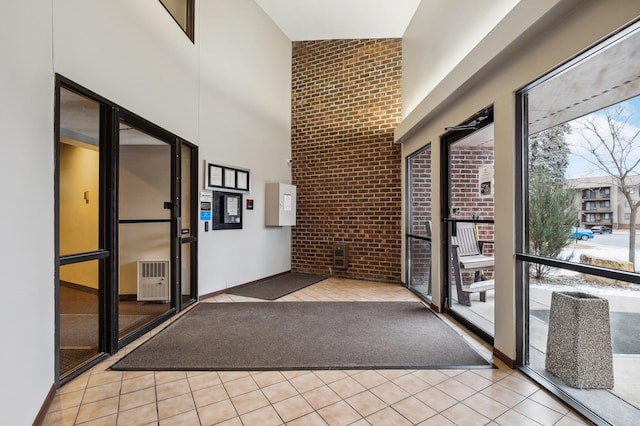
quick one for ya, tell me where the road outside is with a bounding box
[563,230,640,275]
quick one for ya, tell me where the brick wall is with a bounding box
[291,39,402,282]
[450,146,495,282]
[450,146,495,245]
[407,147,432,288]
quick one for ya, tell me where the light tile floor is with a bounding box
[42,278,591,425]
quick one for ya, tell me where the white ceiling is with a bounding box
[253,0,422,41]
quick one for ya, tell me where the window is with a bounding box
[159,0,194,41]
[405,144,432,302]
[517,19,640,424]
[56,76,199,383]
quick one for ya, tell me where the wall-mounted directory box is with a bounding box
[265,182,296,226]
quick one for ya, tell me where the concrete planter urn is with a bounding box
[545,291,614,389]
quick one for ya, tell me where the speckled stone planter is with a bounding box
[545,291,614,389]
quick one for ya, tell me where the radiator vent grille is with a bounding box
[137,260,170,302]
[141,261,166,279]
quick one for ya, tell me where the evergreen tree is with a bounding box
[528,123,577,278]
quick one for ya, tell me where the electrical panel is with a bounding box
[265,183,296,226]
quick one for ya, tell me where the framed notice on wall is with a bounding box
[236,170,249,191]
[206,161,250,192]
[224,168,236,188]
[207,164,223,187]
[479,164,494,198]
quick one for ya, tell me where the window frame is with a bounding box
[159,0,195,42]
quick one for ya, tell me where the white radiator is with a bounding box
[137,260,170,302]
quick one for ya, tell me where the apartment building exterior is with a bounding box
[569,176,640,229]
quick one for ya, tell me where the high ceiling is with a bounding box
[253,0,422,41]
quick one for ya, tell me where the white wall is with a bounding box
[401,0,521,118]
[53,0,200,142]
[198,0,292,294]
[53,0,292,294]
[0,0,290,422]
[0,1,54,424]
[398,0,640,361]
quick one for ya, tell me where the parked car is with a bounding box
[570,227,594,240]
[590,225,612,234]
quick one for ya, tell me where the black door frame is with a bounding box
[439,105,495,345]
[54,75,198,385]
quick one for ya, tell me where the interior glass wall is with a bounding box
[56,77,198,383]
[58,88,104,378]
[519,21,640,425]
[406,145,432,301]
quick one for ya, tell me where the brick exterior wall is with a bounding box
[450,146,495,243]
[450,146,495,282]
[291,39,402,282]
[407,147,432,289]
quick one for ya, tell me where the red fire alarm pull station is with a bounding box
[247,199,254,210]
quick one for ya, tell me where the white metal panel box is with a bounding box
[265,182,296,226]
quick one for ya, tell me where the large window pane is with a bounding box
[59,89,100,256]
[407,146,432,300]
[527,96,640,273]
[522,22,640,424]
[59,260,100,376]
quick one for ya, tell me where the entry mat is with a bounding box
[112,302,493,371]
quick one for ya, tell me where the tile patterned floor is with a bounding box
[42,278,591,425]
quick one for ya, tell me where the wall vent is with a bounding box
[137,260,170,302]
[333,243,349,268]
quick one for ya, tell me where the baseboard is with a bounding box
[493,347,516,368]
[199,288,227,300]
[429,302,441,313]
[32,384,56,426]
[118,294,138,301]
[60,281,99,295]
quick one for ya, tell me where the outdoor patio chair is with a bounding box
[450,222,495,306]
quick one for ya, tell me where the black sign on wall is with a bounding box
[212,191,242,230]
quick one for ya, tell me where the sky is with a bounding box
[564,95,640,179]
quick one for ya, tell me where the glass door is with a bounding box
[117,119,174,341]
[56,76,199,381]
[442,110,495,340]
